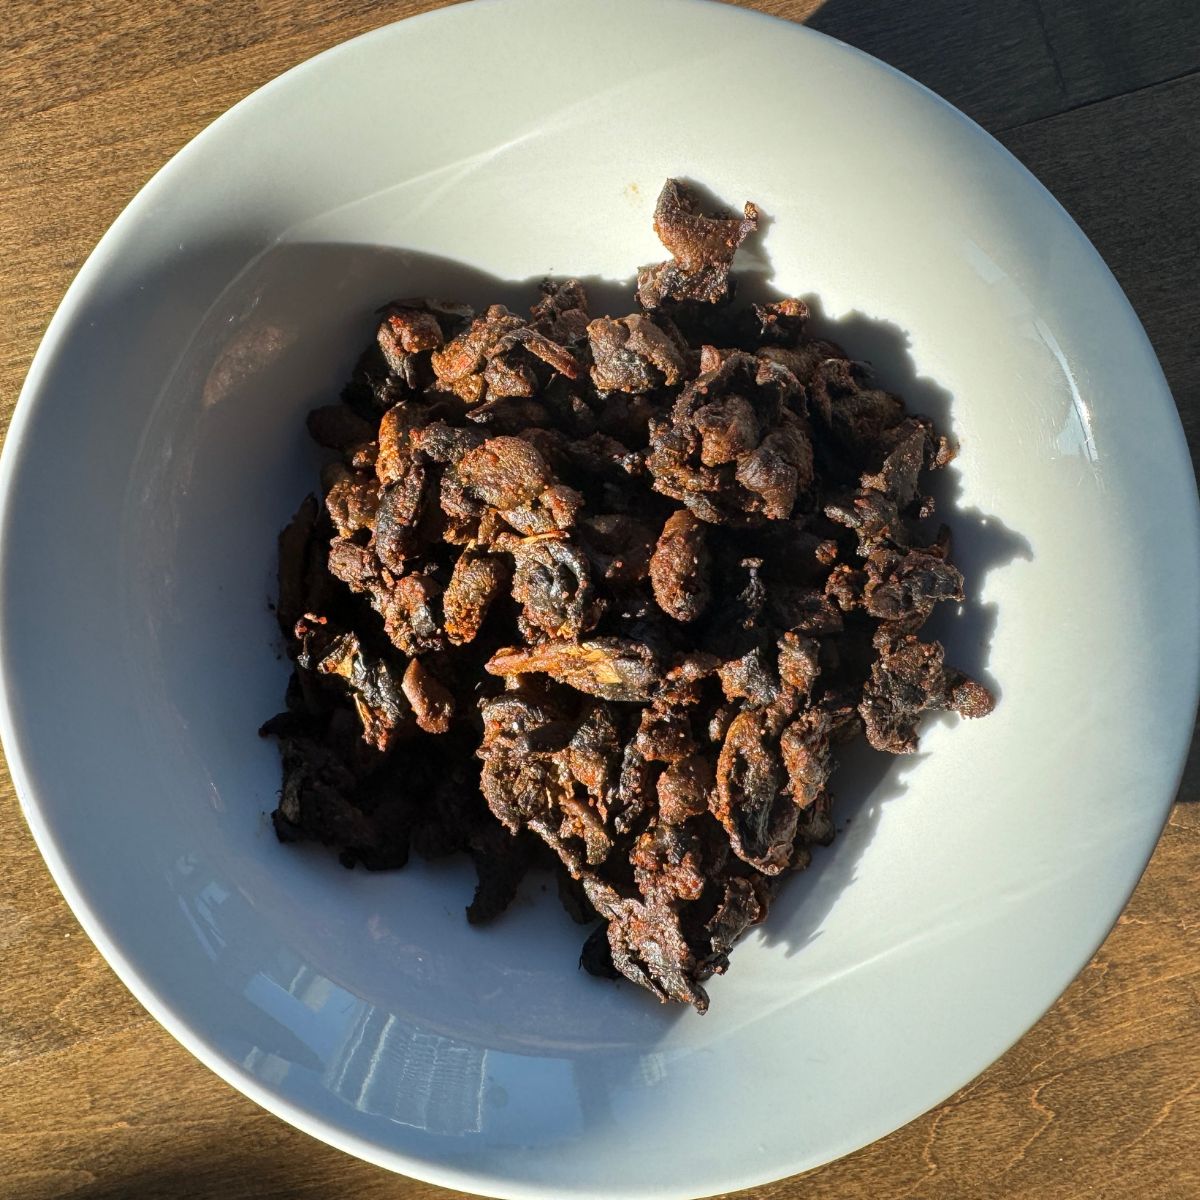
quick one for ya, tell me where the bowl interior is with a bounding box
[3,2,1196,1197]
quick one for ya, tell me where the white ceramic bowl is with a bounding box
[3,2,1197,1197]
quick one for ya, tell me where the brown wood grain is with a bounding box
[1,2,1197,1198]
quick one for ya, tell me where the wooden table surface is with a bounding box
[2,2,1197,1197]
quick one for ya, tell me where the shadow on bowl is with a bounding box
[113,235,1030,1130]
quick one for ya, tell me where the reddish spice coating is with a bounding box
[649,508,711,623]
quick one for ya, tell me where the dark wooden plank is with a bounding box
[765,0,1200,130]
[1002,72,1200,457]
[1032,0,1200,111]
[801,0,1067,129]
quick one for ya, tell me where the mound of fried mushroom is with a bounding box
[263,179,992,1011]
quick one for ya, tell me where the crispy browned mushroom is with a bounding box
[263,178,993,1012]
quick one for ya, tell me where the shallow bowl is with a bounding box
[2,1,1197,1197]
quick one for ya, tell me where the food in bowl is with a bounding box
[262,179,993,1011]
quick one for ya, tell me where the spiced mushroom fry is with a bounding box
[262,179,994,1011]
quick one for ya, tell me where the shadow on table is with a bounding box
[1177,722,1200,802]
[802,0,1067,130]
